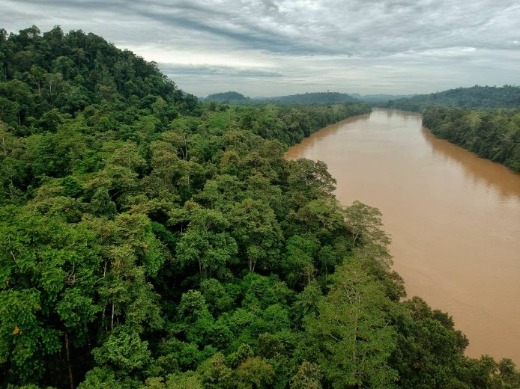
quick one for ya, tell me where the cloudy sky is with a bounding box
[2,0,520,97]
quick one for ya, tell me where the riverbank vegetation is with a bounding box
[423,107,520,172]
[1,26,519,388]
[384,86,520,172]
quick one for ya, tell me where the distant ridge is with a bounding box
[384,85,520,112]
[263,91,358,104]
[357,93,414,103]
[204,91,360,105]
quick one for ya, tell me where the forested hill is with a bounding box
[0,25,199,132]
[1,26,519,388]
[263,91,358,104]
[205,91,251,103]
[384,85,520,112]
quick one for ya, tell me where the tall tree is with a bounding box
[305,259,398,388]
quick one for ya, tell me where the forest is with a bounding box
[422,107,520,172]
[1,26,520,388]
[384,86,520,172]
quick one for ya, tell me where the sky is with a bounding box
[2,0,520,97]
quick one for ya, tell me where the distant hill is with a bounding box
[358,93,414,103]
[205,91,360,105]
[384,85,520,112]
[261,91,358,105]
[205,91,250,103]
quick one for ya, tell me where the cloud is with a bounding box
[1,0,519,95]
[160,64,283,78]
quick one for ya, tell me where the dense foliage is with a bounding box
[1,26,519,388]
[423,107,520,172]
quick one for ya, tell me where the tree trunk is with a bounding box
[111,302,115,330]
[65,332,75,389]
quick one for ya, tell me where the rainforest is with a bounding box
[1,26,519,389]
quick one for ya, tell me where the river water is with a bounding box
[286,108,520,363]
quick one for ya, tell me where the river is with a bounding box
[286,108,520,363]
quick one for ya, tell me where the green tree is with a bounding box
[230,198,282,273]
[305,259,398,388]
[290,361,322,389]
[176,206,237,279]
[286,159,336,206]
[392,297,469,388]
[283,235,319,287]
[234,356,275,388]
[344,200,388,249]
[92,326,151,374]
[197,353,234,389]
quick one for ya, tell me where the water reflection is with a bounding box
[421,128,520,202]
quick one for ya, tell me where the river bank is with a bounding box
[286,108,520,363]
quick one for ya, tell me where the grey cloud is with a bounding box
[1,0,519,95]
[4,0,519,56]
[125,1,341,55]
[261,0,280,15]
[159,63,283,78]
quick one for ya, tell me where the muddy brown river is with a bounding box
[286,108,520,363]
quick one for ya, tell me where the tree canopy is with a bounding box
[423,106,520,172]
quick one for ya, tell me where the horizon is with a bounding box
[2,1,519,97]
[201,87,516,100]
[203,89,415,99]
